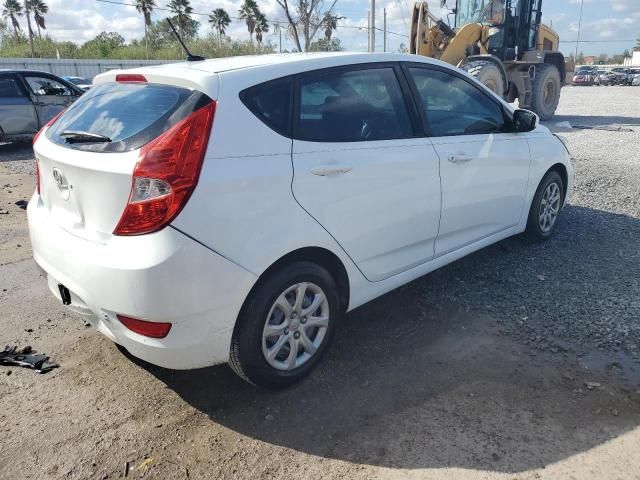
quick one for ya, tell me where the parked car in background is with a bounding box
[633,75,640,86]
[627,68,640,85]
[0,69,83,142]
[572,70,594,86]
[594,70,624,86]
[611,68,630,84]
[28,53,573,388]
[62,76,93,91]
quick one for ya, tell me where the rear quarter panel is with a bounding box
[171,67,368,307]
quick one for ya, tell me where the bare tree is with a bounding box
[275,0,338,52]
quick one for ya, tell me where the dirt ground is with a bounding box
[2,87,640,479]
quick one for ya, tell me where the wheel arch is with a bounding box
[546,163,569,206]
[542,52,566,84]
[250,247,351,314]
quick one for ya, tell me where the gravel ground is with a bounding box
[1,86,640,480]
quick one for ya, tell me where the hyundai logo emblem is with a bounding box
[52,167,70,201]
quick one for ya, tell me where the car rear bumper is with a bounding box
[27,193,257,369]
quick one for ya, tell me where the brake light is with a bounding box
[33,109,65,145]
[113,102,216,235]
[116,73,147,83]
[117,315,172,338]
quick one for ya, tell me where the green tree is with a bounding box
[167,0,193,35]
[135,0,155,60]
[309,36,343,52]
[208,8,230,48]
[238,0,258,44]
[1,0,22,39]
[321,12,343,43]
[79,31,126,57]
[254,11,269,45]
[27,0,46,37]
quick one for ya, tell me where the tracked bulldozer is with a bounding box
[410,0,569,120]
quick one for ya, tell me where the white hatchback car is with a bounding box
[28,53,572,387]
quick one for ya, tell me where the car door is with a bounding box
[0,73,38,136]
[20,73,80,128]
[291,64,442,282]
[405,65,531,257]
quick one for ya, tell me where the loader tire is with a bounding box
[530,64,561,121]
[462,60,505,96]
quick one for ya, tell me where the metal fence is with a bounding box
[0,57,177,79]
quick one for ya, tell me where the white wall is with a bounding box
[0,57,176,79]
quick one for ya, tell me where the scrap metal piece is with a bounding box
[0,345,59,373]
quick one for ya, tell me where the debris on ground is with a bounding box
[572,125,634,132]
[0,345,59,373]
[14,200,28,210]
[0,209,8,214]
[585,381,602,390]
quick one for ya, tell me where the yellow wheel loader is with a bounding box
[410,0,569,120]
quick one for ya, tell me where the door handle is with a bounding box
[448,154,474,164]
[310,164,353,176]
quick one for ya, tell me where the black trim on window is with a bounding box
[239,76,294,138]
[401,61,513,137]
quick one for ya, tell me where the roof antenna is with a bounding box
[166,18,205,62]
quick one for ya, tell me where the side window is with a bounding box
[240,78,292,137]
[24,75,74,96]
[297,67,413,142]
[408,67,506,137]
[0,75,24,98]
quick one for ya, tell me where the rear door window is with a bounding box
[46,82,213,152]
[24,75,76,96]
[296,67,413,142]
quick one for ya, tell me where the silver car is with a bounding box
[0,69,83,142]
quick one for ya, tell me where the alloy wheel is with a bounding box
[539,181,561,233]
[262,282,330,371]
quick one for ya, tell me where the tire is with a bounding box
[462,60,505,96]
[229,261,341,389]
[526,171,564,241]
[530,64,562,121]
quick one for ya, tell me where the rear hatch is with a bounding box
[35,71,217,243]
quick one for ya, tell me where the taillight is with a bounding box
[33,109,65,145]
[116,73,147,83]
[117,315,172,338]
[113,102,216,235]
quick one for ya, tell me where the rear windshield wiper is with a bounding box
[60,130,112,144]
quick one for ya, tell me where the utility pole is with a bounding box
[369,0,376,52]
[383,8,387,52]
[575,0,584,62]
[367,10,371,52]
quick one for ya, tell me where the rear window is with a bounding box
[46,82,212,152]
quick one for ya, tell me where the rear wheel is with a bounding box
[461,60,505,96]
[229,262,341,389]
[530,64,561,121]
[526,171,564,241]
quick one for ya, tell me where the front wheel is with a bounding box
[526,171,564,241]
[229,262,341,389]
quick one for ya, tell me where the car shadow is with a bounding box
[130,205,640,473]
[548,114,640,128]
[0,142,34,162]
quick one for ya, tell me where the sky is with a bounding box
[36,0,640,57]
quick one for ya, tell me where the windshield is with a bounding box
[456,0,506,26]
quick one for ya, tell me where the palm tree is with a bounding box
[167,0,192,35]
[135,0,155,60]
[238,0,258,44]
[2,0,22,39]
[322,12,342,43]
[26,0,46,38]
[208,8,230,49]
[254,12,269,46]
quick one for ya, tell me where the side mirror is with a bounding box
[512,109,538,132]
